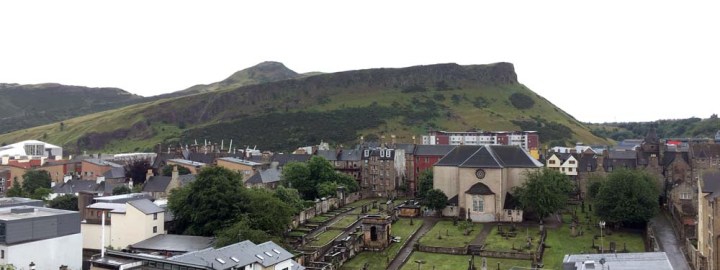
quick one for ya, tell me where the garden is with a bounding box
[341,218,424,270]
[483,224,542,253]
[419,220,483,248]
[400,252,532,270]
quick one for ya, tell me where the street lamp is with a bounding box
[415,260,426,270]
[599,221,606,254]
[29,262,36,270]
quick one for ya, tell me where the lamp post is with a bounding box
[415,260,426,270]
[599,221,606,254]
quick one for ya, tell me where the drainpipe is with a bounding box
[101,211,106,258]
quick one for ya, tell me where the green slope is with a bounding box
[0,62,608,153]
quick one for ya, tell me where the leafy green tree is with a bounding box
[48,194,79,211]
[124,158,151,185]
[274,186,306,214]
[112,185,132,195]
[513,168,573,220]
[244,188,293,236]
[215,218,279,248]
[162,165,191,176]
[424,189,448,215]
[6,179,26,197]
[282,156,358,200]
[31,187,51,200]
[168,167,246,236]
[417,169,434,198]
[22,170,52,195]
[594,169,660,226]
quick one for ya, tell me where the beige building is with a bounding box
[546,153,579,176]
[698,170,720,270]
[81,199,165,251]
[216,157,262,181]
[434,145,542,222]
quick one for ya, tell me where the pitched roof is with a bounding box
[128,199,164,215]
[662,151,689,166]
[52,180,100,194]
[103,166,126,179]
[87,202,127,213]
[607,150,637,160]
[94,193,153,203]
[414,145,456,156]
[702,171,720,196]
[435,146,482,166]
[186,153,216,165]
[143,176,172,192]
[316,150,339,161]
[395,143,416,154]
[339,149,362,161]
[246,168,282,185]
[465,182,495,195]
[130,234,215,253]
[461,147,502,168]
[217,157,261,166]
[447,195,458,205]
[692,144,720,159]
[272,154,311,166]
[488,145,543,167]
[170,240,298,269]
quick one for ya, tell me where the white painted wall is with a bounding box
[81,223,111,250]
[111,205,164,249]
[1,233,82,270]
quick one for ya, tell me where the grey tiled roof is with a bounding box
[128,199,164,215]
[435,145,542,168]
[465,182,494,195]
[316,150,338,161]
[414,145,456,156]
[246,168,282,185]
[143,176,172,192]
[171,240,298,270]
[435,146,482,166]
[702,171,720,194]
[461,147,502,168]
[662,151,689,166]
[103,167,126,179]
[272,154,311,166]
[608,150,637,160]
[394,143,416,154]
[52,180,100,194]
[130,234,215,253]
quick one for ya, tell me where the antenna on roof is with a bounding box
[221,140,224,151]
[228,140,233,153]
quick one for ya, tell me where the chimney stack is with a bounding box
[146,169,154,183]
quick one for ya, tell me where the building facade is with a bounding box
[421,130,539,151]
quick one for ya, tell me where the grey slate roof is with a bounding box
[143,176,172,192]
[129,199,164,214]
[316,150,339,161]
[395,143,416,154]
[577,154,599,173]
[246,168,282,185]
[340,149,362,161]
[94,193,153,203]
[52,180,100,194]
[414,145,457,156]
[178,174,197,186]
[608,150,637,160]
[130,234,215,253]
[103,166,126,179]
[435,145,542,168]
[702,171,720,198]
[465,182,495,195]
[662,151,689,166]
[171,240,298,270]
[272,154,311,166]
[186,153,216,165]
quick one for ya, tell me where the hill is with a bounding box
[0,83,144,133]
[0,62,609,153]
[590,116,720,141]
[150,61,300,99]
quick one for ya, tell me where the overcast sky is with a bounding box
[1,1,718,123]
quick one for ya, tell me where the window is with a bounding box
[569,160,576,164]
[424,157,429,163]
[153,226,158,233]
[568,168,573,172]
[681,193,692,200]
[153,213,158,220]
[473,196,484,212]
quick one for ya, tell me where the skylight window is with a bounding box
[216,258,226,264]
[272,249,281,254]
[264,251,273,257]
[230,257,240,262]
[255,254,264,260]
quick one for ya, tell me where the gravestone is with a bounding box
[610,241,617,253]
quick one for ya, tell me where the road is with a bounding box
[650,214,691,270]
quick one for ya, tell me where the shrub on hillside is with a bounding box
[509,93,534,109]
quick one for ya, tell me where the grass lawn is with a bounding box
[341,218,424,270]
[399,252,532,270]
[541,213,646,269]
[332,215,361,228]
[483,225,542,253]
[346,199,377,208]
[419,221,482,247]
[308,215,332,223]
[309,229,345,247]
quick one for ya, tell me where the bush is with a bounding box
[402,84,428,93]
[509,93,535,109]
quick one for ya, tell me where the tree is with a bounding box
[31,188,51,200]
[6,179,26,197]
[513,168,573,221]
[168,167,246,236]
[112,185,132,195]
[214,218,279,248]
[124,158,152,185]
[274,186,306,214]
[424,189,448,215]
[22,170,52,196]
[48,194,79,211]
[282,156,358,200]
[244,188,293,236]
[594,169,660,226]
[417,169,434,198]
[162,165,191,176]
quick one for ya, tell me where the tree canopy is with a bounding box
[168,166,296,247]
[282,156,359,200]
[124,158,151,185]
[513,168,573,220]
[112,185,132,195]
[593,169,660,226]
[424,189,448,213]
[6,179,25,197]
[22,170,52,199]
[162,165,191,176]
[417,169,434,198]
[48,195,79,211]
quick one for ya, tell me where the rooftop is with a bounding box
[217,157,261,166]
[93,193,153,203]
[0,206,76,221]
[562,252,673,270]
[168,159,208,167]
[130,234,215,253]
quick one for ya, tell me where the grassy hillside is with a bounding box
[590,116,720,141]
[0,62,608,153]
[0,83,144,133]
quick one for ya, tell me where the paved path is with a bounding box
[650,214,691,270]
[470,223,494,245]
[387,218,439,270]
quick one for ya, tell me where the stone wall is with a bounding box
[417,245,467,255]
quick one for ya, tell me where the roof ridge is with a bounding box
[459,146,485,167]
[486,145,505,168]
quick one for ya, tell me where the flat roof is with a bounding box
[0,197,43,206]
[130,234,215,253]
[217,157,262,166]
[168,159,207,167]
[563,252,673,270]
[0,206,76,221]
